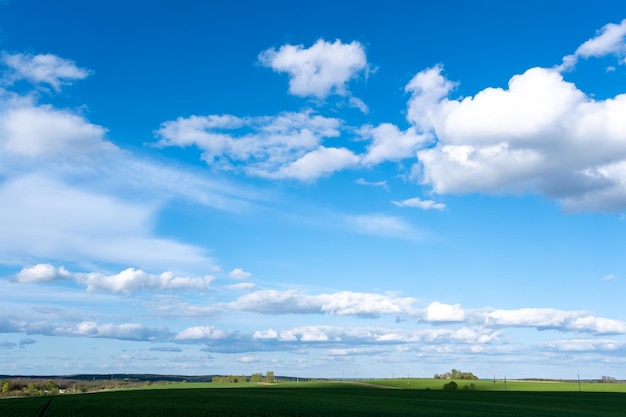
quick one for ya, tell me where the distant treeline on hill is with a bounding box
[0,372,301,397]
[0,374,216,383]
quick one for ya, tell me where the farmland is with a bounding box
[1,381,625,417]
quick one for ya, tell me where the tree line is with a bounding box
[212,371,275,384]
[433,369,478,380]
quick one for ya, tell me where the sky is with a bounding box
[1,0,626,380]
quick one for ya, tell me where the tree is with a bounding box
[443,381,458,391]
[250,373,263,383]
[265,371,275,383]
[1,381,9,393]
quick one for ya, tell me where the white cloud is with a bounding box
[603,274,618,281]
[0,175,213,272]
[78,269,214,294]
[229,268,252,280]
[560,19,626,70]
[355,178,389,190]
[230,289,417,318]
[1,52,91,91]
[269,146,360,181]
[14,264,71,283]
[408,64,626,211]
[0,318,172,342]
[424,301,465,322]
[361,123,428,166]
[238,356,261,363]
[392,197,446,211]
[175,326,232,341]
[405,64,456,133]
[155,110,347,180]
[13,264,214,294]
[349,97,369,114]
[0,100,114,158]
[228,282,257,291]
[481,308,626,335]
[547,339,626,352]
[252,325,498,346]
[259,39,368,98]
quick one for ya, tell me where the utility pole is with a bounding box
[578,374,581,392]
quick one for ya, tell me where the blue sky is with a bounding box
[1,0,626,379]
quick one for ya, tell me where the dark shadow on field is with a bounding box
[2,385,625,416]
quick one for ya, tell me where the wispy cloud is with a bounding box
[355,178,389,191]
[1,52,91,91]
[154,110,356,181]
[559,19,626,70]
[392,197,446,211]
[345,214,420,240]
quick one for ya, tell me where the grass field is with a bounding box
[1,381,626,416]
[364,378,626,392]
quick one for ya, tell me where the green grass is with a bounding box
[1,382,625,416]
[364,378,626,392]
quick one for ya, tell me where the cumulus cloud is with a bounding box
[259,39,368,98]
[229,268,252,280]
[424,301,465,322]
[13,264,215,294]
[155,110,349,180]
[14,264,71,283]
[361,124,428,166]
[392,197,446,211]
[229,289,417,318]
[1,52,91,91]
[415,303,626,335]
[408,63,626,211]
[175,326,233,341]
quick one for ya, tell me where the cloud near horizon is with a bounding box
[14,264,215,294]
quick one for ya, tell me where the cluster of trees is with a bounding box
[442,381,476,391]
[600,376,618,383]
[212,371,275,384]
[434,369,478,380]
[211,375,248,383]
[0,377,164,397]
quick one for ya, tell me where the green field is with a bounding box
[365,378,626,392]
[1,381,625,416]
